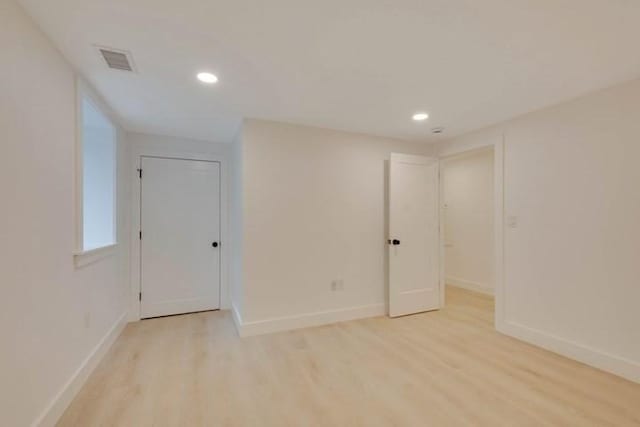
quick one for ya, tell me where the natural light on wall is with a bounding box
[81,96,116,251]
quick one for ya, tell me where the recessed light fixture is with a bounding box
[412,112,429,121]
[197,72,218,84]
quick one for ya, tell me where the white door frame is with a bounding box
[437,137,505,329]
[129,151,229,322]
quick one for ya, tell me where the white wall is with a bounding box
[127,132,230,160]
[0,1,130,425]
[229,127,244,322]
[442,149,494,294]
[438,78,640,382]
[235,119,433,334]
[126,132,231,318]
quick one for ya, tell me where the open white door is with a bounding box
[389,153,440,317]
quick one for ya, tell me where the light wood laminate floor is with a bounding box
[58,287,640,426]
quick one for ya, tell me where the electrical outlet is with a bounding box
[83,312,91,329]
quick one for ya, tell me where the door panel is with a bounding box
[141,157,220,318]
[389,153,440,317]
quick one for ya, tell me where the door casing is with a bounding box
[130,151,229,322]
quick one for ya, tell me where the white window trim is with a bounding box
[74,79,119,267]
[74,244,117,268]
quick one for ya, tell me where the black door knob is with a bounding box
[212,242,219,248]
[392,239,400,246]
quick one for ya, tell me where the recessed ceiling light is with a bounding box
[197,72,218,84]
[412,112,429,121]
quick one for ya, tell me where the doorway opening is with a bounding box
[441,147,496,325]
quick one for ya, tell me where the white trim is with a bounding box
[390,152,436,165]
[498,320,640,384]
[73,244,117,268]
[493,136,506,327]
[446,276,493,295]
[31,312,127,427]
[235,304,386,337]
[439,145,494,164]
[130,146,230,322]
[438,160,446,308]
[231,303,243,336]
[74,80,84,255]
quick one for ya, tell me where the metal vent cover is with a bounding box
[96,46,136,72]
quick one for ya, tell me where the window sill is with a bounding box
[74,244,117,268]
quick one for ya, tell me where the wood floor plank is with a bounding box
[57,287,640,426]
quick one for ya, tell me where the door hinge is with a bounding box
[139,292,142,301]
[139,231,142,240]
[137,168,142,179]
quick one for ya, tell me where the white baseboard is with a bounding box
[497,319,640,384]
[235,303,386,337]
[230,302,243,336]
[31,312,128,427]
[446,276,493,295]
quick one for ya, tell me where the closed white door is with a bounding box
[140,157,221,318]
[388,153,440,317]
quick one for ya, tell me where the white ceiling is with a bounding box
[19,0,640,143]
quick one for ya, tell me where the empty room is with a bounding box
[2,0,640,426]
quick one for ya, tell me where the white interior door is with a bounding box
[140,157,221,318]
[389,153,440,317]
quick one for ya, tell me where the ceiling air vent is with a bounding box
[96,46,136,72]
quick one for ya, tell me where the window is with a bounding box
[78,95,116,253]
